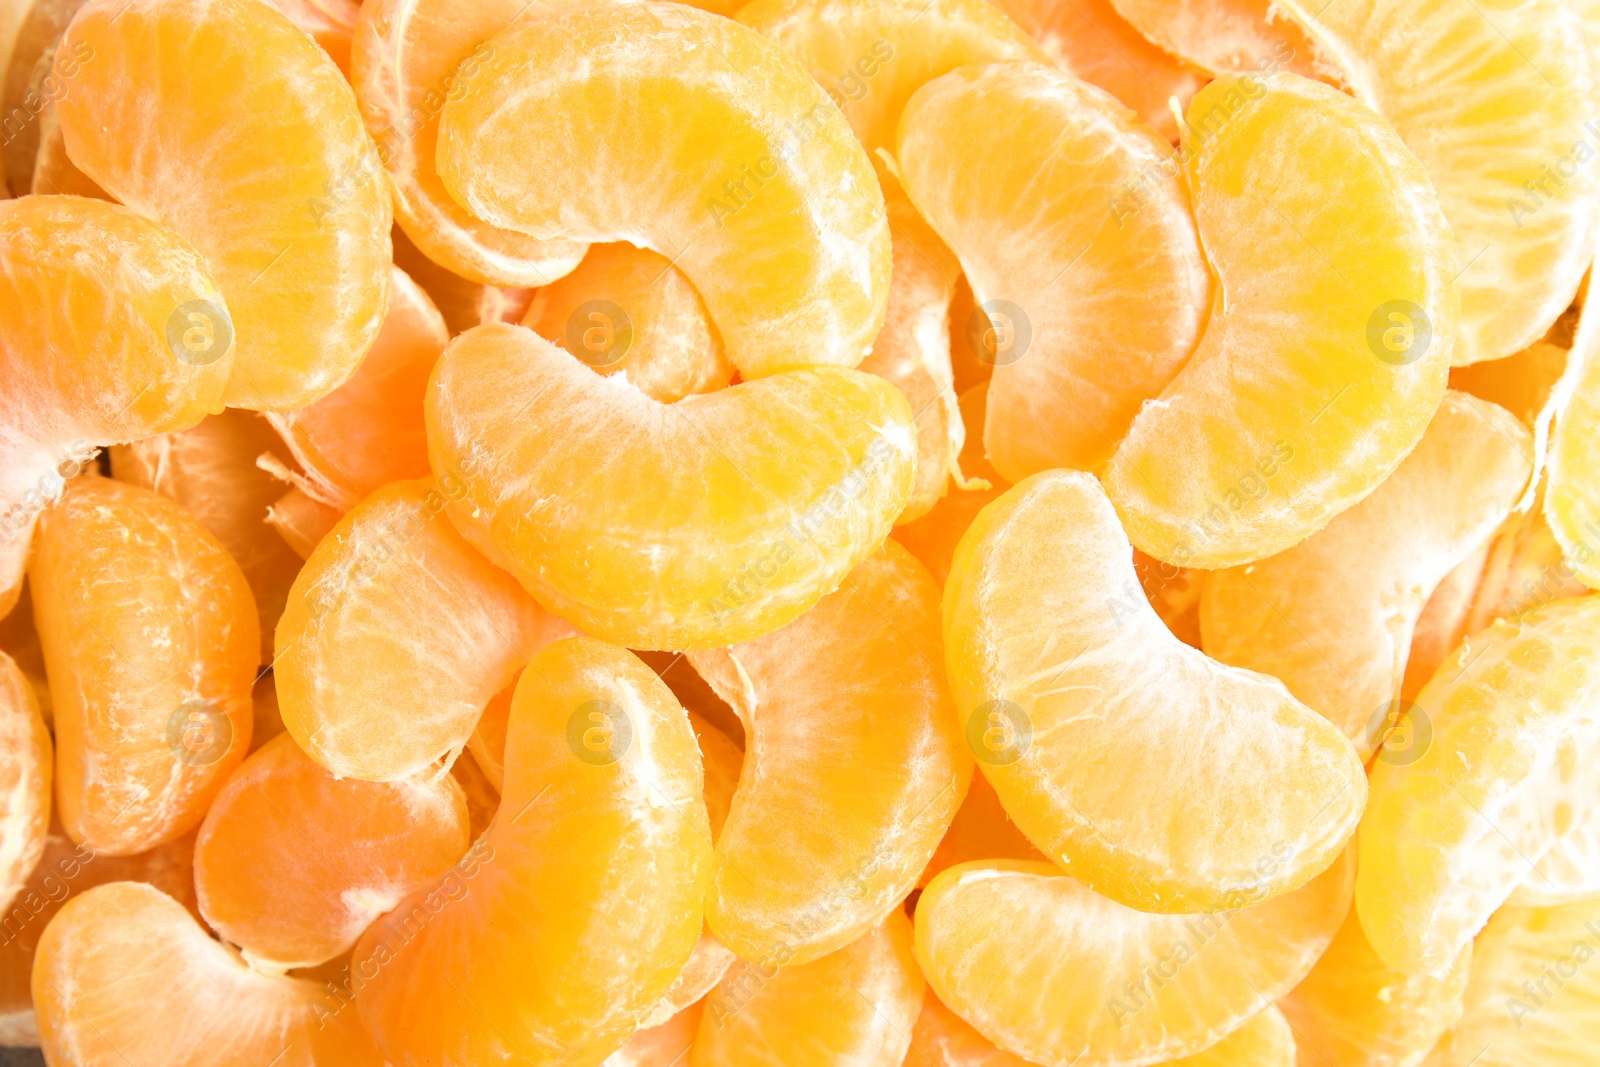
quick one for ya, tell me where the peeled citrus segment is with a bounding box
[427,322,914,650]
[907,990,1295,1066]
[465,675,516,792]
[738,0,1043,161]
[944,470,1365,913]
[898,61,1209,482]
[275,477,575,781]
[919,772,1044,889]
[34,881,382,1066]
[1277,0,1596,367]
[194,733,469,969]
[1509,792,1600,907]
[1278,905,1470,1067]
[351,0,586,286]
[643,929,737,1031]
[30,103,106,199]
[58,0,391,411]
[1104,72,1457,568]
[264,0,359,73]
[1425,897,1600,1067]
[895,383,1006,586]
[354,637,713,1065]
[0,823,196,1045]
[110,409,305,665]
[250,670,285,754]
[859,198,963,524]
[1199,393,1532,758]
[607,1002,703,1067]
[1452,340,1579,504]
[31,477,256,856]
[991,0,1204,142]
[0,195,230,615]
[267,487,344,560]
[1110,0,1333,80]
[522,242,733,404]
[1357,595,1600,975]
[0,0,89,194]
[685,541,969,965]
[1134,548,1203,648]
[693,911,923,1067]
[392,224,535,335]
[0,580,51,728]
[1545,271,1600,588]
[437,3,891,379]
[914,853,1352,1067]
[0,650,49,912]
[266,266,446,510]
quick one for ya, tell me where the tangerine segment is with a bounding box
[897,61,1209,482]
[914,854,1353,1067]
[0,823,197,1045]
[522,242,733,404]
[692,911,923,1067]
[1509,786,1600,907]
[0,581,51,727]
[918,772,1044,889]
[392,224,536,336]
[686,541,969,965]
[0,651,49,912]
[0,195,230,615]
[1357,595,1600,976]
[265,0,360,72]
[31,477,256,856]
[1109,0,1332,80]
[351,0,586,286]
[1200,393,1533,758]
[1102,73,1457,569]
[1277,0,1596,367]
[267,488,344,561]
[1426,897,1600,1067]
[641,930,736,1030]
[427,323,914,650]
[437,3,891,379]
[33,881,382,1066]
[110,409,305,665]
[1452,340,1576,505]
[275,477,575,782]
[989,0,1204,142]
[944,470,1365,914]
[1546,283,1600,588]
[894,383,1007,586]
[194,733,469,969]
[58,0,392,411]
[606,1002,703,1067]
[266,266,446,510]
[1278,905,1470,1067]
[31,105,108,199]
[737,0,1043,160]
[354,637,713,1066]
[861,196,963,525]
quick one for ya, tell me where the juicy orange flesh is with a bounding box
[0,651,50,912]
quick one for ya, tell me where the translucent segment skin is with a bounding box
[0,0,90,196]
[894,383,1007,587]
[1110,0,1334,81]
[426,323,915,650]
[1546,281,1600,588]
[640,929,735,1030]
[943,470,1366,914]
[1277,0,1598,367]
[0,824,197,1046]
[686,541,970,965]
[1451,340,1575,505]
[897,62,1209,482]
[31,478,257,856]
[522,242,733,404]
[918,771,1045,889]
[605,1002,703,1067]
[913,855,1353,1067]
[194,733,470,969]
[354,638,713,1067]
[855,199,962,525]
[0,196,231,615]
[1281,904,1469,1067]
[264,0,360,72]
[737,0,1045,159]
[1510,782,1600,906]
[31,105,108,199]
[275,477,571,782]
[58,0,392,411]
[1102,73,1457,569]
[988,0,1204,142]
[0,581,51,728]
[1200,393,1533,758]
[1357,595,1600,976]
[267,487,344,560]
[351,0,587,285]
[692,912,924,1067]
[110,408,306,664]
[391,224,537,336]
[267,266,448,509]
[1424,897,1600,1066]
[436,3,891,379]
[33,882,383,1066]
[0,651,49,913]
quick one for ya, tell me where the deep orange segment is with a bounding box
[31,477,257,856]
[0,650,49,913]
